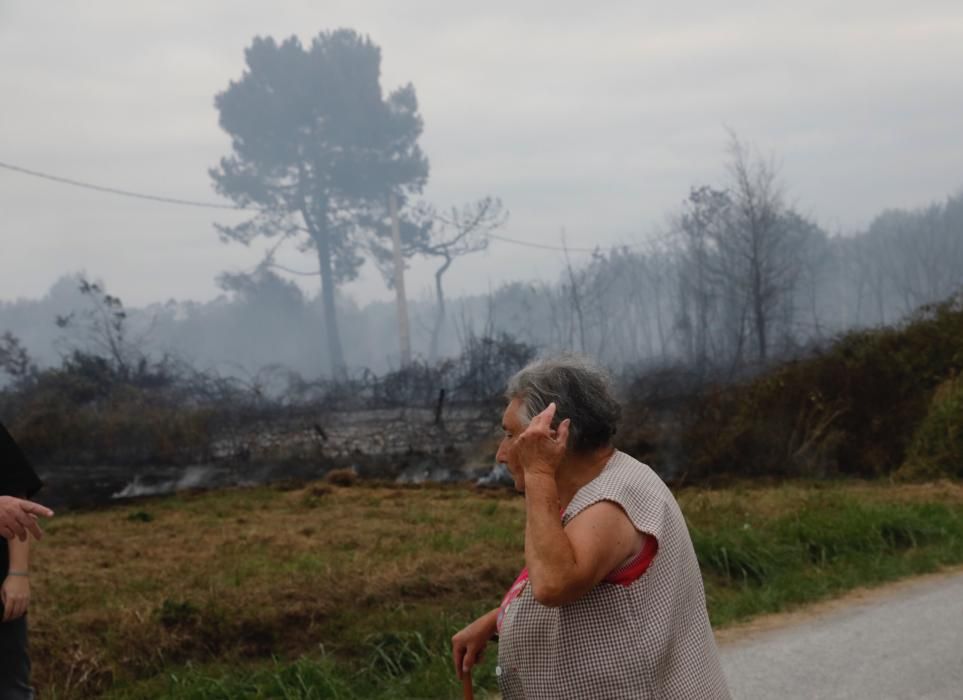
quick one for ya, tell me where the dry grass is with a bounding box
[24,478,963,698]
[677,479,963,524]
[30,483,524,698]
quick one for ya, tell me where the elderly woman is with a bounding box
[452,356,730,699]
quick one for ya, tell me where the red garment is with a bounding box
[605,533,658,587]
[496,534,657,633]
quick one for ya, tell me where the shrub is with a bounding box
[678,293,963,479]
[897,374,963,479]
[0,322,536,470]
[324,468,357,487]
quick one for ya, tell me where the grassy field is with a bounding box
[25,478,963,699]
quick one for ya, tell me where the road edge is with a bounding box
[714,563,963,647]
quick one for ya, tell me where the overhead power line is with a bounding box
[0,157,623,254]
[0,158,252,210]
[487,232,600,254]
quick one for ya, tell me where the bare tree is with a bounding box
[415,197,507,360]
[675,186,731,371]
[673,185,752,372]
[0,332,34,384]
[642,246,677,362]
[670,135,813,370]
[721,134,812,363]
[561,231,588,353]
[790,213,833,340]
[56,278,134,375]
[868,194,963,317]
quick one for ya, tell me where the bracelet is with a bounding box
[6,571,29,577]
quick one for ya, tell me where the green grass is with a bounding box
[690,495,963,626]
[101,607,503,700]
[29,479,963,699]
[103,652,500,700]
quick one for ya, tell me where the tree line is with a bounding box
[203,28,961,381]
[1,26,960,384]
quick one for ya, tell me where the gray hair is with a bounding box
[505,354,621,453]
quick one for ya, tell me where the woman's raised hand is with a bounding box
[512,402,571,479]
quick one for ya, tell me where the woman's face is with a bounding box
[496,397,529,492]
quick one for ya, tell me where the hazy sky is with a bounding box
[2,1,961,308]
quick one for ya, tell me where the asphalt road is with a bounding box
[720,572,963,699]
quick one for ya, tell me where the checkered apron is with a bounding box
[496,451,731,699]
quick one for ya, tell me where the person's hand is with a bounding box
[0,496,53,541]
[1,574,30,622]
[511,402,571,479]
[451,610,497,680]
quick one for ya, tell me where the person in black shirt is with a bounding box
[0,422,43,700]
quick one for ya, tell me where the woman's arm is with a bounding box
[524,476,639,606]
[514,404,640,607]
[3,530,31,622]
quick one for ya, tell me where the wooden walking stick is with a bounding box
[462,667,474,700]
